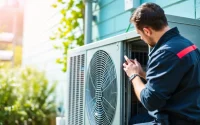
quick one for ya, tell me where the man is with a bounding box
[123,3,200,125]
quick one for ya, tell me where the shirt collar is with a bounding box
[148,27,180,57]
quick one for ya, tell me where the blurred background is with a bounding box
[0,0,199,124]
[0,0,58,124]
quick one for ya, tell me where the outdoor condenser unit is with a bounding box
[65,15,200,125]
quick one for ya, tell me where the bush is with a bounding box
[0,67,56,125]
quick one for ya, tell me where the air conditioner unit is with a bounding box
[65,15,200,125]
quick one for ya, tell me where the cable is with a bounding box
[126,23,131,33]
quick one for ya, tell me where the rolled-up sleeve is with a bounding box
[140,50,185,111]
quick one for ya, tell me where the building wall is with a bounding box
[94,0,200,41]
[92,0,132,41]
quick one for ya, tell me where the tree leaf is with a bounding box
[60,9,66,15]
[51,4,57,8]
[57,0,63,3]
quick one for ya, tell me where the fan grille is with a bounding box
[86,50,117,125]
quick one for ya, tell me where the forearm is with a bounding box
[131,76,145,101]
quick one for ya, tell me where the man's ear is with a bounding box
[143,27,152,36]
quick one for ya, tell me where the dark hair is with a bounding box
[130,3,168,31]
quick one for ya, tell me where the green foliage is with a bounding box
[0,67,56,125]
[51,0,85,72]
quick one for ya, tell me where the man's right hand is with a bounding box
[130,59,146,80]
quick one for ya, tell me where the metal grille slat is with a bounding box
[72,57,76,125]
[68,57,73,124]
[68,54,85,125]
[80,54,85,124]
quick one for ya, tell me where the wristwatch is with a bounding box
[129,74,140,82]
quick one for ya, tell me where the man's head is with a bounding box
[130,3,169,47]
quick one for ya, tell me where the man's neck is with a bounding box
[154,26,170,44]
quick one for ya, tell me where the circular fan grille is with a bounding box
[86,50,117,125]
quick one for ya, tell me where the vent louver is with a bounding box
[68,54,85,125]
[86,50,117,125]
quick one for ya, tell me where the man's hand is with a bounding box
[123,55,146,79]
[123,55,146,101]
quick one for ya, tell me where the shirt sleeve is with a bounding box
[140,50,186,111]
